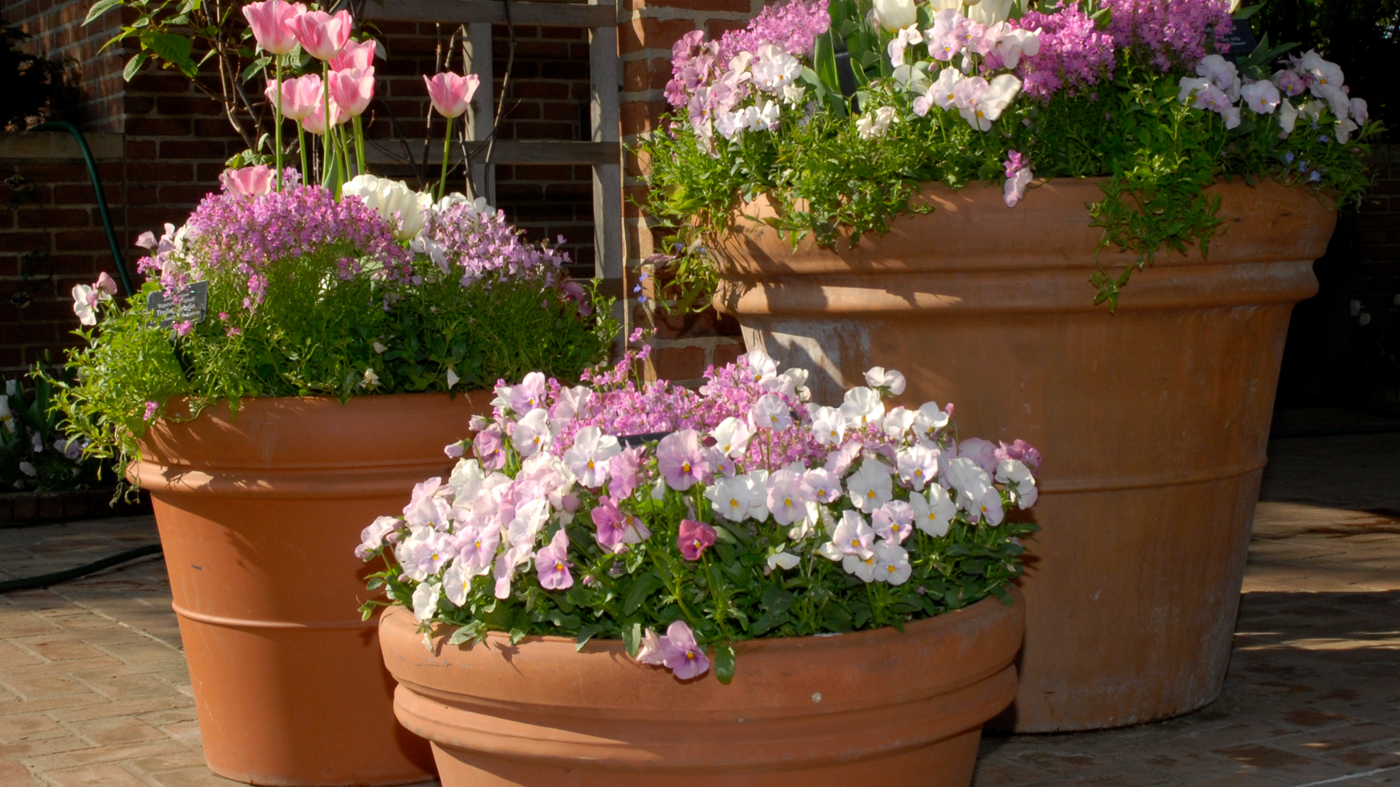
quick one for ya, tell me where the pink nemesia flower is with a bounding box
[286,9,353,62]
[655,429,711,491]
[330,37,376,71]
[219,165,275,197]
[534,527,573,590]
[328,66,375,117]
[424,72,481,118]
[659,620,709,680]
[677,519,716,561]
[242,0,303,55]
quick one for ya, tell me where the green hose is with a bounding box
[0,544,162,593]
[32,121,134,297]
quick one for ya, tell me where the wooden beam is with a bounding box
[363,0,616,28]
[368,140,620,166]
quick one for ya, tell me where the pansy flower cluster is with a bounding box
[358,349,1038,682]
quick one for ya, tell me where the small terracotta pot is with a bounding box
[133,392,486,786]
[379,592,1023,787]
[712,178,1336,732]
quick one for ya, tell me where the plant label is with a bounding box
[146,280,209,329]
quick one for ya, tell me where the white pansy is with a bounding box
[411,582,441,622]
[342,174,427,240]
[846,460,894,512]
[705,474,754,523]
[1195,54,1241,100]
[1278,99,1298,134]
[1335,116,1358,143]
[840,387,885,430]
[911,485,957,537]
[448,458,485,500]
[1299,51,1344,95]
[779,367,810,400]
[996,458,1038,509]
[0,395,12,433]
[356,516,399,559]
[744,470,771,521]
[873,540,912,585]
[857,106,897,140]
[1240,80,1280,115]
[864,366,906,395]
[511,408,552,457]
[782,83,806,107]
[563,426,622,488]
[810,405,846,446]
[944,456,993,512]
[766,551,800,572]
[896,444,940,491]
[751,393,793,431]
[913,401,950,445]
[752,44,801,93]
[882,406,917,439]
[740,350,778,385]
[960,73,1021,132]
[443,562,474,606]
[18,461,36,477]
[843,551,878,582]
[1177,76,1211,105]
[970,484,1005,526]
[711,416,754,459]
[994,26,1040,69]
[887,25,924,68]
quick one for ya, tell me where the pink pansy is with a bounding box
[872,500,914,544]
[219,165,275,197]
[95,271,118,295]
[330,37,376,71]
[1241,80,1279,115]
[534,528,573,590]
[507,371,548,413]
[1273,69,1306,97]
[804,467,843,505]
[355,516,398,559]
[286,9,353,62]
[765,467,812,525]
[608,446,643,499]
[659,620,709,680]
[1003,149,1033,208]
[896,444,939,491]
[994,439,1041,470]
[590,496,629,552]
[677,519,717,561]
[474,426,506,470]
[328,66,375,117]
[830,509,874,559]
[444,442,465,459]
[424,72,481,118]
[957,437,1000,476]
[493,546,527,599]
[266,73,323,121]
[655,429,711,491]
[242,0,303,55]
[454,523,500,569]
[635,628,667,665]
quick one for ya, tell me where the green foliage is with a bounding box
[46,259,616,496]
[1,363,115,493]
[641,13,1380,314]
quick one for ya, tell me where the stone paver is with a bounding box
[0,414,1396,786]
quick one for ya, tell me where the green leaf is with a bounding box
[508,627,528,646]
[623,571,664,615]
[122,52,148,81]
[575,623,607,652]
[448,620,486,646]
[714,644,736,685]
[711,524,739,544]
[622,621,642,657]
[240,55,272,84]
[1232,4,1260,19]
[85,0,125,25]
[141,30,195,75]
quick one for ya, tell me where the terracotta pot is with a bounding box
[379,592,1024,786]
[132,392,487,785]
[712,178,1336,732]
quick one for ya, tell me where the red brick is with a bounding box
[621,17,699,54]
[620,100,666,135]
[712,340,744,368]
[650,344,706,382]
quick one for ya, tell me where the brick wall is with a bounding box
[1,0,124,132]
[617,0,755,384]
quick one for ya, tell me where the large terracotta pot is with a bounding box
[132,392,486,785]
[379,592,1024,786]
[712,178,1336,732]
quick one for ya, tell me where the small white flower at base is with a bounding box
[411,582,441,623]
[360,368,380,389]
[856,106,897,140]
[446,368,460,389]
[766,551,800,572]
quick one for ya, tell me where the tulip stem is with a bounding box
[353,115,365,176]
[321,61,332,187]
[438,114,454,202]
[297,124,308,184]
[273,58,284,191]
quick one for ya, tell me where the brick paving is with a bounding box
[0,414,1396,786]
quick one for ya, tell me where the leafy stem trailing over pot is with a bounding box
[43,3,616,492]
[641,0,1379,311]
[358,344,1038,683]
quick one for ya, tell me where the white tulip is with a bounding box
[342,174,427,240]
[873,0,917,31]
[966,0,1013,25]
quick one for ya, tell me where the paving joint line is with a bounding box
[44,580,182,655]
[1288,765,1400,787]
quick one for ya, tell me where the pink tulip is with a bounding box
[266,73,323,121]
[328,67,375,117]
[424,72,480,118]
[242,0,303,55]
[95,271,118,295]
[330,38,376,71]
[286,9,352,62]
[300,98,348,135]
[220,165,275,196]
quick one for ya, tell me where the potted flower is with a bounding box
[639,0,1377,732]
[46,5,615,783]
[360,347,1038,786]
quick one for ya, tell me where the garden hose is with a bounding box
[31,121,135,297]
[0,543,162,593]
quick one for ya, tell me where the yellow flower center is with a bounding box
[555,561,565,571]
[682,462,692,473]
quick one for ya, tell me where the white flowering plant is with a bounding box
[643,0,1380,310]
[358,347,1038,682]
[0,368,110,493]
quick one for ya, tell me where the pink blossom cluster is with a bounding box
[714,0,829,67]
[154,182,411,311]
[1102,0,1233,73]
[1012,5,1116,100]
[359,350,1041,680]
[420,202,571,290]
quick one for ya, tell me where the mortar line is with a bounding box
[1288,765,1400,787]
[43,567,183,655]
